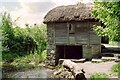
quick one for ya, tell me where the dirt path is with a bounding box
[77,61,118,78]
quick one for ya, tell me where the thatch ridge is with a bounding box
[44,3,96,23]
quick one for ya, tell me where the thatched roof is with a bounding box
[44,3,96,23]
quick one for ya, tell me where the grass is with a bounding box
[111,63,120,78]
[11,50,46,68]
[90,73,109,80]
[0,50,47,69]
[111,64,120,72]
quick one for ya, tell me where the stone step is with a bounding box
[102,49,119,53]
[92,59,102,63]
[114,54,120,57]
[102,53,120,58]
[115,59,120,62]
[71,58,86,63]
[59,58,86,64]
[101,53,114,57]
[102,57,118,62]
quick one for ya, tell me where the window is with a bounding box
[68,23,75,34]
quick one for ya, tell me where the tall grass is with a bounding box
[11,50,46,68]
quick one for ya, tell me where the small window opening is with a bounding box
[69,24,75,34]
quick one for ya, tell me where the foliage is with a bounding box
[90,73,109,80]
[111,64,120,78]
[11,53,44,68]
[93,26,108,37]
[111,64,120,72]
[1,12,14,52]
[24,24,47,54]
[2,53,19,62]
[1,12,47,62]
[92,1,120,42]
[41,50,47,62]
[0,14,2,63]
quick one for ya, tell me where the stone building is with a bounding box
[43,3,101,66]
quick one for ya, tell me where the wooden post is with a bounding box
[64,45,66,59]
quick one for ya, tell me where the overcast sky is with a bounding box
[0,0,93,27]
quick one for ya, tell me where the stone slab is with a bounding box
[59,58,86,64]
[92,59,102,63]
[102,57,118,62]
[71,58,86,63]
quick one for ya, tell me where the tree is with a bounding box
[25,23,47,54]
[92,1,120,42]
[1,12,38,55]
[0,14,2,62]
[1,12,15,52]
[1,12,47,62]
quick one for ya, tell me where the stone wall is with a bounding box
[83,45,92,60]
[83,44,101,60]
[45,24,56,66]
[91,44,101,58]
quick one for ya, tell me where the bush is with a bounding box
[2,53,19,62]
[1,12,47,68]
[1,12,47,57]
[90,73,109,80]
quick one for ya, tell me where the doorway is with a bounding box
[56,45,83,59]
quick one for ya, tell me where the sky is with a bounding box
[0,0,93,27]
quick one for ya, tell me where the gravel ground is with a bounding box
[77,61,118,78]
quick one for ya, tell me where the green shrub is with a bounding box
[1,12,47,66]
[1,12,47,57]
[2,53,19,62]
[90,73,109,80]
